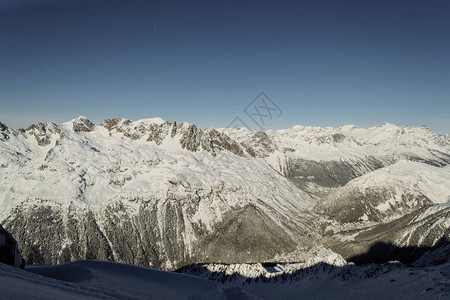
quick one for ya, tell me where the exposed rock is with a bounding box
[179,124,203,152]
[26,122,57,146]
[0,122,9,141]
[243,131,278,158]
[170,121,178,137]
[98,119,254,157]
[73,116,95,132]
[100,118,123,131]
[205,129,247,157]
[146,123,169,145]
[0,122,8,132]
[332,133,346,143]
[0,224,25,269]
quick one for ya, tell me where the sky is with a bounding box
[0,0,449,133]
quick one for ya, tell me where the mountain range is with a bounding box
[0,116,449,271]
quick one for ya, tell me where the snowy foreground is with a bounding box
[0,259,449,299]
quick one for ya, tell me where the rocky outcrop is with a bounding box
[72,116,95,132]
[24,122,64,146]
[100,118,253,157]
[0,122,9,141]
[0,224,25,269]
[0,122,8,132]
[100,118,123,132]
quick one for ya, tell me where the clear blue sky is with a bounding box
[0,0,449,133]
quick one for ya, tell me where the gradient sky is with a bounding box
[0,0,449,133]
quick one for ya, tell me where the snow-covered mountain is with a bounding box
[311,161,450,263]
[314,161,450,223]
[321,201,450,264]
[224,123,450,197]
[0,117,316,270]
[1,117,449,270]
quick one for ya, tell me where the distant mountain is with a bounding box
[314,161,450,223]
[1,117,449,270]
[224,122,450,196]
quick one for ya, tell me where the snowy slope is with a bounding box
[179,261,450,299]
[314,161,450,223]
[0,261,241,300]
[214,261,450,300]
[1,258,448,299]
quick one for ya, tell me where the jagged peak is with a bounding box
[100,118,129,131]
[25,121,58,132]
[67,116,95,132]
[0,122,8,132]
[101,117,169,132]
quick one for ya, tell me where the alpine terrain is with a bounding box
[0,116,449,298]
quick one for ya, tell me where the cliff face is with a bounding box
[0,224,25,269]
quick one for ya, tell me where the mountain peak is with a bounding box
[134,117,165,125]
[0,122,8,132]
[379,122,399,128]
[71,116,95,132]
[338,124,359,131]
